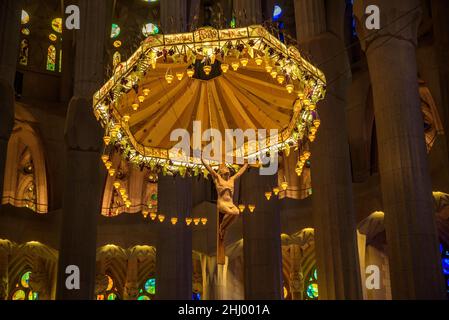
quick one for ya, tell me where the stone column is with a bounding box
[241,168,282,299]
[156,175,192,300]
[354,0,446,299]
[56,0,111,300]
[0,245,9,300]
[294,0,362,299]
[0,0,21,206]
[233,0,262,26]
[160,0,188,33]
[289,244,304,300]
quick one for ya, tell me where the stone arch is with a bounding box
[6,241,58,300]
[2,121,48,213]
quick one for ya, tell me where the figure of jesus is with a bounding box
[202,160,248,264]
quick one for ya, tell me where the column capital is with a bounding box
[353,0,422,52]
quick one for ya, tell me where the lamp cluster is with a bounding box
[93,25,326,176]
[141,210,208,226]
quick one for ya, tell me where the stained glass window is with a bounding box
[142,23,159,37]
[137,277,156,300]
[21,28,30,36]
[192,292,201,300]
[272,4,283,21]
[59,49,62,73]
[440,243,449,296]
[46,45,56,71]
[305,267,319,300]
[51,18,62,33]
[49,33,57,42]
[96,275,120,300]
[111,24,120,39]
[21,10,29,24]
[19,39,29,66]
[10,271,38,300]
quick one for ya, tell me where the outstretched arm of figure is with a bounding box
[232,163,249,180]
[201,157,219,179]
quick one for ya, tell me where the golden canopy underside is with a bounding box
[121,63,297,151]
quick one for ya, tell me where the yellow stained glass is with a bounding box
[12,289,26,300]
[106,275,114,291]
[21,28,30,36]
[21,10,29,24]
[52,18,62,33]
[49,33,57,41]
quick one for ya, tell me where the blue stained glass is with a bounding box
[442,258,449,275]
[192,292,201,300]
[273,5,283,21]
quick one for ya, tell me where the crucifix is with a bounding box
[202,160,248,265]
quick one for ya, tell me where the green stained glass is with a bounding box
[138,295,150,300]
[306,283,318,299]
[12,290,26,300]
[111,24,120,38]
[28,291,38,300]
[21,271,31,288]
[151,193,157,201]
[230,16,236,28]
[144,278,155,295]
[107,293,117,300]
[313,268,318,280]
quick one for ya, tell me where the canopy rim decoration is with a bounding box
[93,25,326,176]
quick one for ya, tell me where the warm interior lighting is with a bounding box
[221,63,229,73]
[119,188,126,196]
[125,200,131,208]
[165,73,174,84]
[265,191,272,200]
[143,88,150,96]
[113,181,121,189]
[158,214,165,222]
[108,168,116,177]
[138,95,145,103]
[203,65,212,75]
[270,70,277,79]
[105,161,113,170]
[265,65,272,73]
[238,204,246,213]
[186,67,194,78]
[255,56,263,66]
[286,83,294,93]
[201,218,207,225]
[101,155,109,163]
[277,74,285,84]
[193,218,200,225]
[281,181,288,191]
[248,204,256,213]
[123,114,130,122]
[273,187,280,195]
[176,72,184,81]
[150,212,157,220]
[231,61,239,71]
[142,210,149,218]
[171,217,178,225]
[185,217,192,225]
[240,57,249,67]
[103,135,111,145]
[132,102,139,111]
